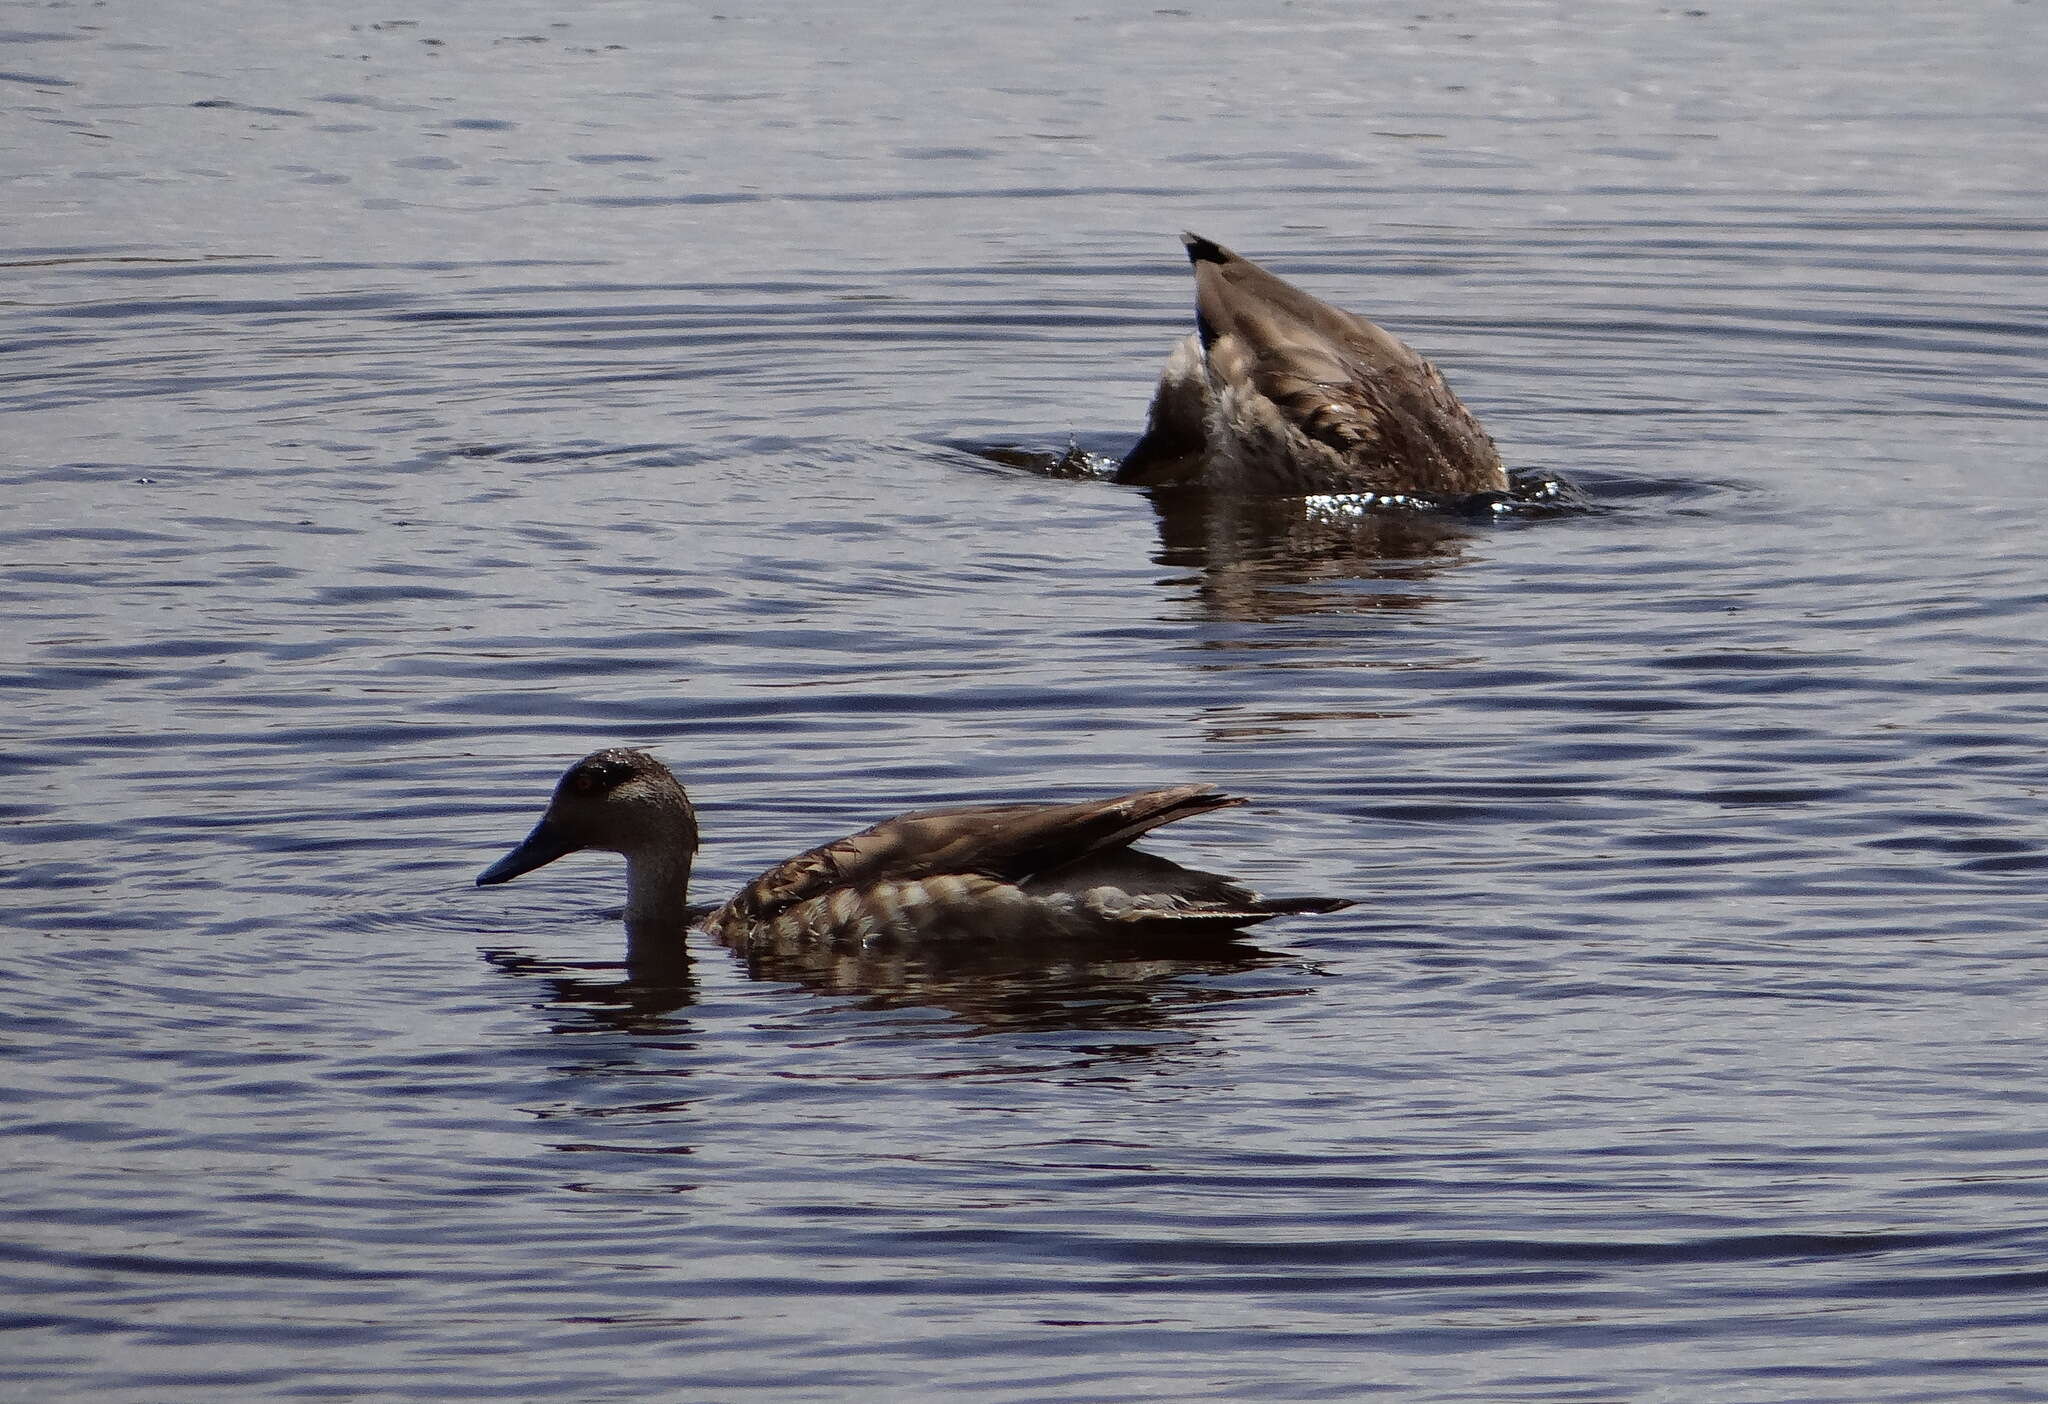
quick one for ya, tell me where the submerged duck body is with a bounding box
[1117,233,1508,498]
[477,748,1348,950]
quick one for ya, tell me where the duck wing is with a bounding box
[705,785,1245,937]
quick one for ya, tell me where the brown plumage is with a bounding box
[1117,233,1507,497]
[476,748,1348,952]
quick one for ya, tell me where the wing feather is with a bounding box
[708,785,1242,931]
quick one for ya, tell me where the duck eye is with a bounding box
[570,758,635,793]
[570,763,618,793]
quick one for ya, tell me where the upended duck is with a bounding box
[477,748,1348,949]
[1116,233,1507,498]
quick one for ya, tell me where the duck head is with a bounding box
[477,747,700,925]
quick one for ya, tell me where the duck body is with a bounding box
[1117,233,1507,498]
[477,749,1348,952]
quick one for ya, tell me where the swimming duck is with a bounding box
[1117,233,1507,497]
[476,748,1348,950]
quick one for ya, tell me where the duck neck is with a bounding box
[622,844,695,929]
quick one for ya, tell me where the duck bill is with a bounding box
[476,819,580,886]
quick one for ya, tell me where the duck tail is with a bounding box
[1180,231,1237,266]
[1251,895,1355,916]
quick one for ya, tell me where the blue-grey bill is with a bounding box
[476,820,579,886]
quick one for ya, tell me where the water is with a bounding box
[6,0,2048,1398]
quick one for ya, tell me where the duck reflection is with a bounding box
[965,438,1579,621]
[1146,483,1490,619]
[482,927,1304,1042]
[481,943,697,1035]
[729,924,1292,1036]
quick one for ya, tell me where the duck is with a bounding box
[1116,233,1508,498]
[476,748,1349,951]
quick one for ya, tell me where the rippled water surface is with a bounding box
[7,1,2048,1399]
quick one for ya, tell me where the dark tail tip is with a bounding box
[1180,231,1234,266]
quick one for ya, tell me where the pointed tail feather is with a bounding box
[1252,895,1355,916]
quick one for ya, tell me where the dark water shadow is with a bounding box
[727,926,1306,1039]
[1145,484,1510,620]
[958,440,1773,586]
[483,917,1312,1043]
[481,944,697,1035]
[960,439,1596,618]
